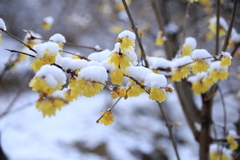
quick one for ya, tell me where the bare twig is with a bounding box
[0,29,37,53]
[24,29,103,52]
[215,0,220,55]
[121,0,149,68]
[0,101,34,119]
[5,49,35,58]
[218,86,227,136]
[222,0,239,52]
[158,102,181,160]
[182,1,191,38]
[151,0,171,59]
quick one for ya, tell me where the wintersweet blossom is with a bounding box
[181,37,197,56]
[110,87,126,99]
[171,66,190,82]
[155,31,166,46]
[31,42,60,72]
[110,68,124,85]
[117,30,135,54]
[42,16,54,30]
[36,98,65,117]
[49,33,66,49]
[99,111,114,126]
[149,88,167,103]
[108,52,132,69]
[127,80,145,97]
[77,66,108,97]
[220,52,232,67]
[29,65,66,95]
[192,60,210,73]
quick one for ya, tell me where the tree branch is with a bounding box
[158,102,181,160]
[122,0,149,68]
[222,0,239,52]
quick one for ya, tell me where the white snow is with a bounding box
[209,61,228,71]
[33,42,59,58]
[147,56,173,69]
[0,18,7,30]
[124,66,153,82]
[165,22,179,34]
[221,51,232,59]
[228,130,238,137]
[127,50,138,65]
[144,73,167,88]
[118,30,136,41]
[172,56,193,68]
[60,57,88,71]
[88,49,111,62]
[34,64,66,88]
[187,72,207,83]
[183,37,197,49]
[43,16,54,25]
[50,88,68,99]
[78,65,108,83]
[49,33,66,43]
[191,49,212,60]
[100,59,114,72]
[94,45,102,51]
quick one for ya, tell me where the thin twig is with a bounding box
[215,0,220,55]
[158,102,181,160]
[182,1,191,38]
[96,97,123,123]
[24,29,103,52]
[0,29,37,53]
[151,0,171,59]
[0,101,34,119]
[122,0,149,68]
[222,0,239,52]
[218,86,227,136]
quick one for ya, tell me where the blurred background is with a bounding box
[0,0,240,160]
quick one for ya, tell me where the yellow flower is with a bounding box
[108,52,132,69]
[192,81,209,94]
[171,66,190,82]
[202,77,215,87]
[36,98,65,117]
[110,69,124,85]
[209,70,229,81]
[181,44,192,57]
[149,88,167,103]
[111,86,126,98]
[29,77,62,95]
[127,82,145,97]
[99,111,114,126]
[227,135,235,143]
[117,37,135,54]
[171,70,182,82]
[210,152,220,160]
[110,91,119,99]
[31,53,57,72]
[116,87,126,97]
[69,77,82,100]
[78,78,104,97]
[230,141,239,150]
[220,56,231,67]
[155,31,166,46]
[192,60,210,74]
